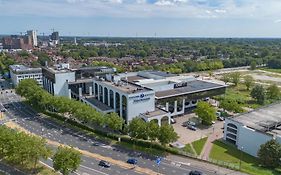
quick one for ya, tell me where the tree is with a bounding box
[244,75,254,90]
[194,101,216,125]
[147,121,160,142]
[250,61,257,70]
[0,126,51,169]
[251,85,266,104]
[128,118,148,140]
[221,74,230,85]
[158,124,178,146]
[267,84,280,100]
[105,112,124,131]
[53,146,81,175]
[229,72,241,86]
[219,98,244,113]
[258,139,281,168]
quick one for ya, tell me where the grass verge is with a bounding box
[183,144,195,155]
[191,137,208,155]
[209,140,281,175]
[259,68,281,74]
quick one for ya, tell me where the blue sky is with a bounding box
[0,0,281,37]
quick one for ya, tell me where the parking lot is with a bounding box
[172,113,224,144]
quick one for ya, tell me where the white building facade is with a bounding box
[224,103,281,157]
[42,67,226,125]
[9,65,42,86]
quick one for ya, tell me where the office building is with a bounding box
[42,64,116,97]
[9,65,42,86]
[42,65,226,125]
[224,103,281,157]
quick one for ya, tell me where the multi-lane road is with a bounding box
[0,88,244,175]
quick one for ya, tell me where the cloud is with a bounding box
[274,19,281,23]
[0,0,281,21]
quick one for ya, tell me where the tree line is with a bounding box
[16,79,178,146]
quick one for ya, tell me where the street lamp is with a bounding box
[239,146,243,170]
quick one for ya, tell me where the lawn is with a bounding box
[209,140,281,175]
[183,144,195,155]
[191,137,208,155]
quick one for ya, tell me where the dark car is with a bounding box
[189,170,202,175]
[3,104,9,109]
[127,158,137,165]
[98,160,111,168]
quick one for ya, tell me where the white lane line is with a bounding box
[79,165,109,175]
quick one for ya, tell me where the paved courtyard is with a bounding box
[172,113,224,144]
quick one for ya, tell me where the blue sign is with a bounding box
[156,157,162,166]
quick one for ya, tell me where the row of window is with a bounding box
[17,74,42,78]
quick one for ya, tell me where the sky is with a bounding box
[0,0,281,37]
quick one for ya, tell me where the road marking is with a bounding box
[80,165,109,175]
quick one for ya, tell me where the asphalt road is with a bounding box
[0,91,224,175]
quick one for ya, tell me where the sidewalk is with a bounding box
[200,129,223,160]
[167,154,248,175]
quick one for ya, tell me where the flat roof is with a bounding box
[126,76,147,83]
[85,97,113,111]
[42,66,73,74]
[68,78,94,84]
[142,108,169,118]
[97,80,152,94]
[230,102,281,135]
[9,65,41,73]
[155,80,226,99]
[146,71,176,77]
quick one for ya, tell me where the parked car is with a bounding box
[187,121,196,126]
[0,108,6,112]
[189,170,202,175]
[127,158,138,165]
[187,124,197,131]
[182,121,196,127]
[170,118,176,124]
[217,116,225,121]
[98,160,111,168]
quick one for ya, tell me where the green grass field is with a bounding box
[210,141,281,175]
[259,68,281,74]
[191,137,208,155]
[183,144,195,155]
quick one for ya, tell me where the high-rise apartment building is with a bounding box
[50,31,59,45]
[27,30,38,47]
